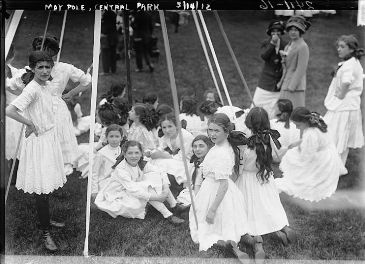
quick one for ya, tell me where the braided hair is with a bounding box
[134,103,159,131]
[291,107,327,133]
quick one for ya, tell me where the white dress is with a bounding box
[92,144,121,194]
[189,141,247,251]
[277,127,347,202]
[95,159,169,219]
[235,145,289,236]
[323,57,364,155]
[179,113,207,137]
[49,62,91,171]
[128,123,159,151]
[270,119,301,162]
[151,128,194,184]
[10,80,66,194]
[5,65,24,160]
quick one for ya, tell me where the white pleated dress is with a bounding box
[10,80,66,194]
[49,62,91,172]
[236,145,289,236]
[189,141,247,251]
[323,57,364,156]
[277,127,347,202]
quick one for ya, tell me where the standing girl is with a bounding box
[278,15,310,109]
[277,107,347,201]
[236,107,293,261]
[270,99,300,162]
[323,35,364,166]
[91,124,124,199]
[189,113,248,260]
[95,140,184,224]
[6,51,66,252]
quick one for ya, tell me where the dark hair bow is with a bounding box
[247,129,281,150]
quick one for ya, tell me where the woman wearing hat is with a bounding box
[252,20,288,119]
[278,15,310,110]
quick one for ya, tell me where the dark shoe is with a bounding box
[50,220,65,228]
[253,236,265,263]
[230,241,250,263]
[166,215,185,225]
[42,231,58,252]
[275,230,288,246]
[281,226,297,244]
[172,203,190,215]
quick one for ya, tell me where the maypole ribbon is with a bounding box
[56,11,67,64]
[5,10,23,58]
[213,11,255,106]
[197,11,233,106]
[83,10,101,257]
[191,11,224,105]
[158,10,199,229]
[40,11,52,50]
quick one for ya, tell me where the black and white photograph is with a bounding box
[1,2,365,263]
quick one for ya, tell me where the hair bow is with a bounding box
[247,129,281,150]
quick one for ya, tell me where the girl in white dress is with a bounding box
[179,96,207,137]
[323,35,364,166]
[91,124,124,200]
[277,107,347,201]
[152,113,194,185]
[32,35,92,174]
[176,135,214,207]
[270,99,300,162]
[6,51,66,252]
[189,113,249,260]
[236,107,293,261]
[95,141,185,225]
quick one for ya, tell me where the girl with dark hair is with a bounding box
[176,135,214,207]
[6,51,66,252]
[189,113,249,260]
[91,124,124,200]
[142,93,159,109]
[95,140,184,225]
[203,89,222,106]
[99,82,126,106]
[270,99,300,162]
[128,103,160,151]
[323,35,364,166]
[236,107,292,261]
[179,96,207,137]
[277,107,347,202]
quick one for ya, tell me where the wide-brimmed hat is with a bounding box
[285,15,311,33]
[266,20,285,35]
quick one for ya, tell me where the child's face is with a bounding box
[337,40,354,60]
[192,140,210,159]
[208,123,227,145]
[128,107,137,121]
[32,61,52,85]
[206,92,215,102]
[161,120,178,138]
[125,145,142,167]
[107,130,122,148]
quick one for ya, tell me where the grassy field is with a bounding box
[5,10,365,262]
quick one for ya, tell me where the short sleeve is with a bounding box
[340,60,354,85]
[67,63,92,86]
[202,147,234,180]
[11,84,38,112]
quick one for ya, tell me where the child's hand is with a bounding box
[62,91,75,102]
[25,122,38,138]
[205,208,216,224]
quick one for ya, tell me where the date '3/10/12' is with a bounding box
[260,0,314,10]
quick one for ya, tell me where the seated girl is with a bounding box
[179,96,207,137]
[95,140,185,225]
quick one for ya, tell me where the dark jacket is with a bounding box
[131,12,153,39]
[258,37,288,92]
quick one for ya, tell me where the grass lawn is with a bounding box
[5,10,365,262]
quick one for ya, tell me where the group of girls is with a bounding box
[5,34,92,252]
